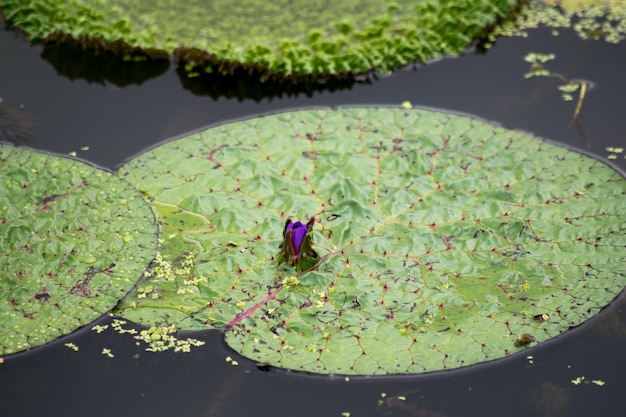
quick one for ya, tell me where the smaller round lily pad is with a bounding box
[0,144,157,355]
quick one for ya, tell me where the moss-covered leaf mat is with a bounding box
[0,0,518,79]
[110,107,625,375]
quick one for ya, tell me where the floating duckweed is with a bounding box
[397,321,418,336]
[592,380,606,386]
[524,52,556,64]
[150,252,175,281]
[138,286,158,299]
[133,323,205,353]
[91,324,109,333]
[91,319,206,353]
[142,252,205,298]
[64,342,79,351]
[558,82,581,101]
[111,318,137,334]
[280,276,300,288]
[101,348,114,358]
[224,356,239,365]
[183,275,208,286]
[522,52,589,119]
[558,83,580,93]
[606,147,625,160]
[492,0,626,44]
[571,376,585,385]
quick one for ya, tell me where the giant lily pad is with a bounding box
[116,108,626,375]
[0,0,518,79]
[0,145,157,355]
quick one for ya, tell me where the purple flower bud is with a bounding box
[286,220,308,257]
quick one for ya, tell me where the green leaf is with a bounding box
[0,0,518,78]
[116,108,626,375]
[0,145,157,355]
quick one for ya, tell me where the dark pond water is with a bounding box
[1,15,625,417]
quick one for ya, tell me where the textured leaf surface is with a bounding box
[0,145,157,355]
[116,108,626,375]
[0,0,518,78]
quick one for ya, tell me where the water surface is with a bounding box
[1,18,625,417]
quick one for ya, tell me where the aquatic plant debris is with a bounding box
[0,0,518,80]
[606,147,625,160]
[64,342,79,351]
[491,0,626,44]
[115,107,626,375]
[0,144,158,356]
[101,348,114,358]
[523,52,588,121]
[571,375,606,386]
[92,317,206,353]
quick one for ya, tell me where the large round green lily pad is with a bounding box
[0,0,518,79]
[0,145,157,355]
[116,107,626,375]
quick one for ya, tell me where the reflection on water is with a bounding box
[41,43,170,87]
[0,101,37,145]
[37,36,365,100]
[175,62,365,102]
[529,381,570,417]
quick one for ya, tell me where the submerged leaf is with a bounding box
[0,145,157,355]
[116,108,626,375]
